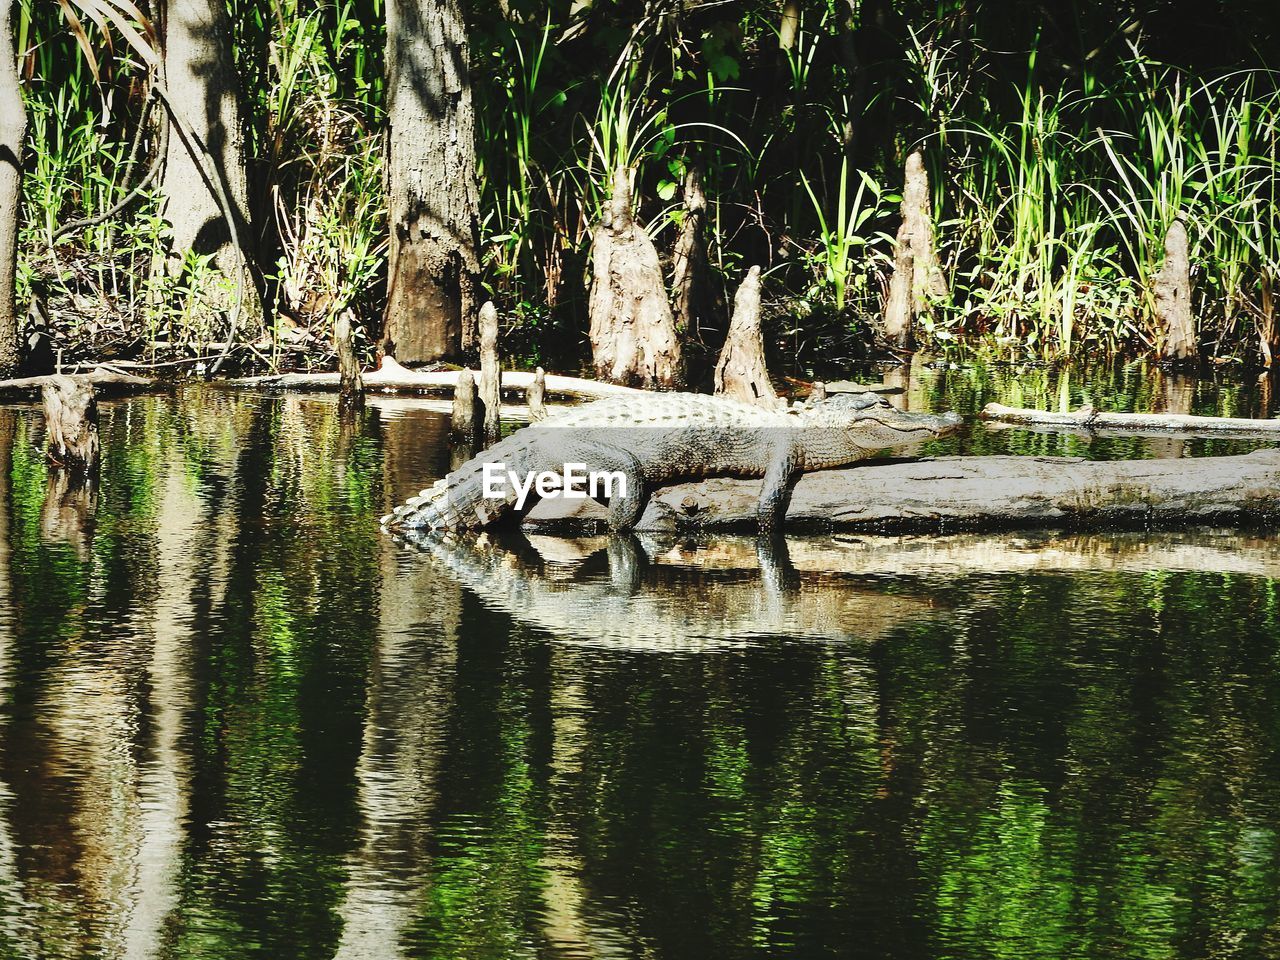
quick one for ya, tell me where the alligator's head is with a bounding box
[799,392,962,461]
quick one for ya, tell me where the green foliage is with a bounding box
[14,0,1280,366]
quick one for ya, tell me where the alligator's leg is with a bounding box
[756,529,798,593]
[755,444,800,534]
[606,534,646,593]
[569,444,645,532]
[605,465,646,531]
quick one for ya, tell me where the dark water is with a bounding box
[0,364,1278,958]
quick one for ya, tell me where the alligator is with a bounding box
[381,391,962,534]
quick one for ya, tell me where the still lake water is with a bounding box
[1,362,1279,959]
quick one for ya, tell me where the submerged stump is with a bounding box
[335,309,364,409]
[588,166,683,388]
[42,374,99,473]
[451,368,482,446]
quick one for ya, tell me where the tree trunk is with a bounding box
[1156,217,1196,363]
[588,167,683,388]
[382,0,480,363]
[881,150,947,348]
[713,266,782,408]
[670,166,717,339]
[0,0,25,379]
[778,0,802,52]
[157,0,264,336]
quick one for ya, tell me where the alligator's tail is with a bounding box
[382,432,538,531]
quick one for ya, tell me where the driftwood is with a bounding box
[981,402,1280,436]
[42,374,99,472]
[233,357,644,400]
[526,366,547,422]
[1156,217,1196,362]
[451,369,482,444]
[523,449,1280,532]
[882,150,948,347]
[477,301,501,443]
[588,166,683,388]
[0,366,152,401]
[335,309,364,408]
[713,266,782,409]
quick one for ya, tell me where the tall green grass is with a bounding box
[15,0,1280,367]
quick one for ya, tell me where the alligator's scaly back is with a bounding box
[382,391,961,533]
[383,394,791,531]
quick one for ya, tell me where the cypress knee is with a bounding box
[527,366,547,422]
[478,301,501,444]
[452,369,482,445]
[588,166,684,388]
[1156,217,1196,363]
[714,266,782,409]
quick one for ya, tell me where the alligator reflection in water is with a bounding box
[395,529,946,649]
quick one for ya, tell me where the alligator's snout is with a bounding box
[935,410,964,434]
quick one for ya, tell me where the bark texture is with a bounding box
[713,266,782,409]
[42,375,100,472]
[0,0,25,378]
[157,0,264,333]
[670,166,716,337]
[382,0,481,363]
[882,150,947,347]
[335,310,364,408]
[1156,217,1196,362]
[477,301,501,443]
[588,167,683,388]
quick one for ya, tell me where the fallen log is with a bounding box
[0,366,153,401]
[233,357,643,401]
[522,449,1280,532]
[981,402,1280,436]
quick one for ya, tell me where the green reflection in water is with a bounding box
[0,367,1273,959]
